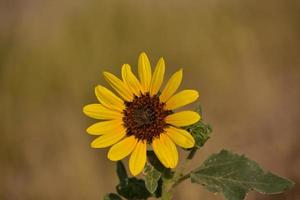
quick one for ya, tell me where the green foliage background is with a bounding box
[0,0,299,199]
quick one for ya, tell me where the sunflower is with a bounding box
[83,52,200,176]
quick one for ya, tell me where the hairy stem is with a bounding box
[160,148,199,199]
[173,148,198,182]
[172,173,191,188]
[187,148,198,160]
[161,178,173,200]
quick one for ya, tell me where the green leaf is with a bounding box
[103,193,122,200]
[116,161,128,182]
[191,150,294,200]
[116,177,151,200]
[144,163,162,194]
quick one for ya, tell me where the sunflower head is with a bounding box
[83,52,200,176]
[123,93,173,143]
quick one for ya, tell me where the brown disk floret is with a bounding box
[123,93,172,143]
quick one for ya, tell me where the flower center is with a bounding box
[123,93,172,143]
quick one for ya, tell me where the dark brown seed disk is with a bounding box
[122,93,172,143]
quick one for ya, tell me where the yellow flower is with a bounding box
[83,52,200,176]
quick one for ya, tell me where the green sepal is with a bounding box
[188,121,212,148]
[103,193,122,200]
[191,150,294,200]
[144,162,162,194]
[185,104,212,149]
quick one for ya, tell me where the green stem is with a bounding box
[187,148,198,160]
[172,173,191,188]
[160,148,199,199]
[174,148,198,182]
[161,178,173,200]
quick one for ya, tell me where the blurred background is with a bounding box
[1,0,299,199]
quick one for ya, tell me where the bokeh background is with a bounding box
[1,0,299,199]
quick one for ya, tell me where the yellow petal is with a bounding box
[161,134,178,168]
[129,140,147,176]
[108,136,137,161]
[165,90,199,110]
[152,134,178,168]
[165,126,195,148]
[91,127,126,148]
[86,120,123,135]
[152,137,170,168]
[165,111,200,127]
[160,69,183,102]
[150,57,165,96]
[95,85,125,112]
[138,52,152,93]
[83,104,123,120]
[103,72,133,102]
[122,64,142,96]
